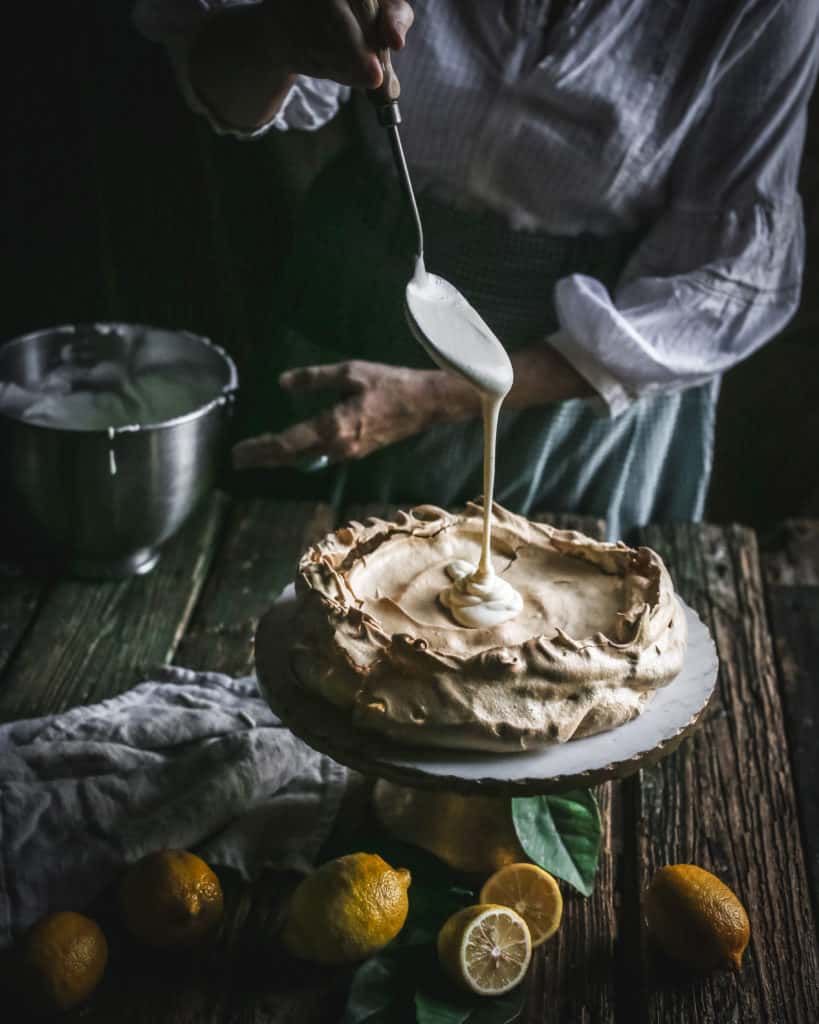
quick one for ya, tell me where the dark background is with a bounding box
[3,4,817,528]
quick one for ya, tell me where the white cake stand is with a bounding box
[255,585,719,796]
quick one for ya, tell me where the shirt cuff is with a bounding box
[547,328,632,418]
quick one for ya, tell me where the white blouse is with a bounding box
[134,0,818,415]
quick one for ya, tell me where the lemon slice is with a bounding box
[437,904,532,996]
[479,863,563,947]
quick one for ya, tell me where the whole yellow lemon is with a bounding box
[644,863,750,971]
[281,852,411,964]
[119,849,224,948]
[18,911,108,1014]
[373,781,525,874]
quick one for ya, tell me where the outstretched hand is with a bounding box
[232,345,594,470]
[232,360,478,470]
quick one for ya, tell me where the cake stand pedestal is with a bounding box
[255,585,719,798]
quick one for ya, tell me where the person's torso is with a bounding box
[355,0,769,234]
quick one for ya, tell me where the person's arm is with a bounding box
[132,0,413,137]
[231,349,591,470]
[547,0,818,417]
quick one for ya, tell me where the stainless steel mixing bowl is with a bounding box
[0,323,238,578]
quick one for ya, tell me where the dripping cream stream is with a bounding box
[405,258,522,628]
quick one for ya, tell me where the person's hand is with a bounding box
[232,360,479,470]
[189,1,414,131]
[264,0,415,88]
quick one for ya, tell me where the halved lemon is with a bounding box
[479,863,563,947]
[437,904,532,996]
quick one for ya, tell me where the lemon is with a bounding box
[281,852,411,964]
[373,781,525,874]
[18,911,108,1014]
[119,849,224,948]
[644,864,750,971]
[479,863,563,947]
[437,904,532,996]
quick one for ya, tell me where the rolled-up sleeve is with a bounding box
[132,0,348,138]
[552,0,818,417]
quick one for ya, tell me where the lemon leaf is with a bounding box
[343,950,414,1024]
[511,790,601,897]
[414,975,527,1023]
[414,942,527,1024]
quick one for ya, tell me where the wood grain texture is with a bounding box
[525,513,617,1024]
[632,523,819,1024]
[0,495,227,721]
[761,520,819,585]
[0,578,47,680]
[761,519,819,921]
[175,499,334,675]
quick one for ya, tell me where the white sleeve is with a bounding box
[132,0,349,139]
[550,0,818,417]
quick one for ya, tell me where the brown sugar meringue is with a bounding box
[290,503,687,752]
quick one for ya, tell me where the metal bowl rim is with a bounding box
[0,321,239,435]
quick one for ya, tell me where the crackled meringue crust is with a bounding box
[290,503,687,752]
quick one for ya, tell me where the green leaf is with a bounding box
[511,790,602,896]
[343,949,415,1024]
[415,980,527,1024]
[414,991,472,1024]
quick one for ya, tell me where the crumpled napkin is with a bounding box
[0,666,348,948]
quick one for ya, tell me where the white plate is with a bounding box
[255,585,718,795]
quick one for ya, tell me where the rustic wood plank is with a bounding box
[631,522,819,1023]
[0,494,228,721]
[761,520,819,585]
[526,511,616,1024]
[0,578,47,680]
[175,499,335,675]
[761,519,819,918]
[0,503,56,679]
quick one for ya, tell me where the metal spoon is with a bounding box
[357,0,512,393]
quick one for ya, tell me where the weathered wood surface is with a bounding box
[0,577,46,680]
[2,502,819,1024]
[0,494,227,721]
[175,499,334,675]
[634,523,819,1024]
[761,519,819,919]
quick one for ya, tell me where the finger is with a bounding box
[378,0,414,49]
[332,1,383,88]
[279,363,362,395]
[232,420,326,470]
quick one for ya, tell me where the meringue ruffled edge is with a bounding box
[289,503,688,752]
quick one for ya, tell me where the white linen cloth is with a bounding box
[133,0,818,415]
[0,667,347,948]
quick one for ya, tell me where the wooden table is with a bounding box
[1,496,818,1023]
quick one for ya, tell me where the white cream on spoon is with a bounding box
[405,258,522,629]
